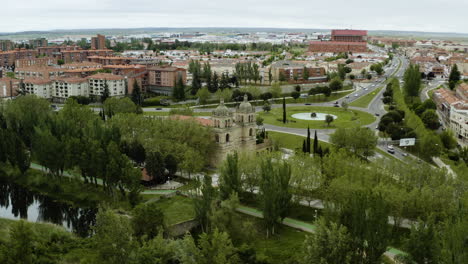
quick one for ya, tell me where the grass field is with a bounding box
[153,195,196,225]
[143,111,212,116]
[267,131,332,151]
[259,106,375,129]
[251,224,307,263]
[349,86,384,108]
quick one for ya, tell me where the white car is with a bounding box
[364,88,369,91]
[354,94,359,97]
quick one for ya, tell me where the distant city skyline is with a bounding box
[2,0,468,34]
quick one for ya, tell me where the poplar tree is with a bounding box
[282,97,286,123]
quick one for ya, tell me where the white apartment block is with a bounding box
[86,73,125,98]
[450,105,468,147]
[53,78,89,99]
[23,79,53,99]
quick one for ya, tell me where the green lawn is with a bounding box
[153,195,196,225]
[246,216,307,264]
[0,218,71,244]
[259,106,375,129]
[271,89,354,105]
[349,86,383,108]
[267,131,332,151]
[143,111,212,116]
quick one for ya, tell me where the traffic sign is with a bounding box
[399,138,416,147]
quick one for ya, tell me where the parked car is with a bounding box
[155,108,162,110]
[387,149,395,154]
[375,113,380,116]
[354,94,359,97]
[305,103,311,105]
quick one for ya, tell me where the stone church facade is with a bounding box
[211,95,257,166]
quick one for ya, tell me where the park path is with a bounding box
[27,162,406,261]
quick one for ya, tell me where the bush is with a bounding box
[448,151,460,161]
[142,96,171,107]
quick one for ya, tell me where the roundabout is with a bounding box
[291,112,338,121]
[258,106,375,129]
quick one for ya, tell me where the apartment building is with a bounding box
[22,78,53,99]
[270,61,326,83]
[433,84,468,146]
[15,66,63,79]
[15,57,58,68]
[0,49,37,67]
[0,40,14,51]
[91,34,106,50]
[147,66,187,95]
[450,105,468,146]
[29,38,48,48]
[52,77,89,100]
[87,56,132,65]
[0,77,20,98]
[86,73,125,98]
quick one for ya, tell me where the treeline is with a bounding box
[0,96,142,203]
[213,146,467,263]
[146,39,305,54]
[0,95,216,200]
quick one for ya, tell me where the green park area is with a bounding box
[267,131,332,151]
[349,86,383,108]
[258,106,375,129]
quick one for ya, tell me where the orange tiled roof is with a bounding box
[86,73,124,80]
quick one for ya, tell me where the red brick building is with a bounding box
[309,29,368,53]
[331,30,368,42]
[309,41,368,53]
[0,77,20,98]
[91,34,106,50]
[0,49,37,67]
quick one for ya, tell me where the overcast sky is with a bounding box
[2,0,467,33]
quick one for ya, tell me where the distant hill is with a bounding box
[1,27,468,40]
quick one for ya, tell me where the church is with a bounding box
[210,94,258,165]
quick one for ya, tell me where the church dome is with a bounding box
[213,99,231,117]
[237,94,254,113]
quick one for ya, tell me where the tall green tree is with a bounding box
[131,81,142,105]
[101,80,110,103]
[259,158,292,237]
[195,175,216,232]
[2,220,35,264]
[448,64,461,90]
[302,66,310,81]
[282,97,287,123]
[93,208,136,264]
[219,152,241,200]
[173,75,186,100]
[132,203,165,240]
[301,218,352,264]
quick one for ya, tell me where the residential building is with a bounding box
[15,66,63,79]
[22,78,53,99]
[29,38,48,48]
[433,84,468,146]
[0,40,14,51]
[91,34,106,50]
[146,66,187,95]
[0,77,20,98]
[0,49,37,67]
[52,77,89,101]
[450,105,468,146]
[15,57,58,68]
[86,73,125,98]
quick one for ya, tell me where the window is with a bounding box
[215,134,219,143]
[226,134,230,143]
[249,128,253,136]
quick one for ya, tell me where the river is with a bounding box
[0,177,97,237]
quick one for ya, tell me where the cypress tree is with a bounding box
[282,97,286,123]
[313,130,318,154]
[306,126,311,153]
[302,140,307,153]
